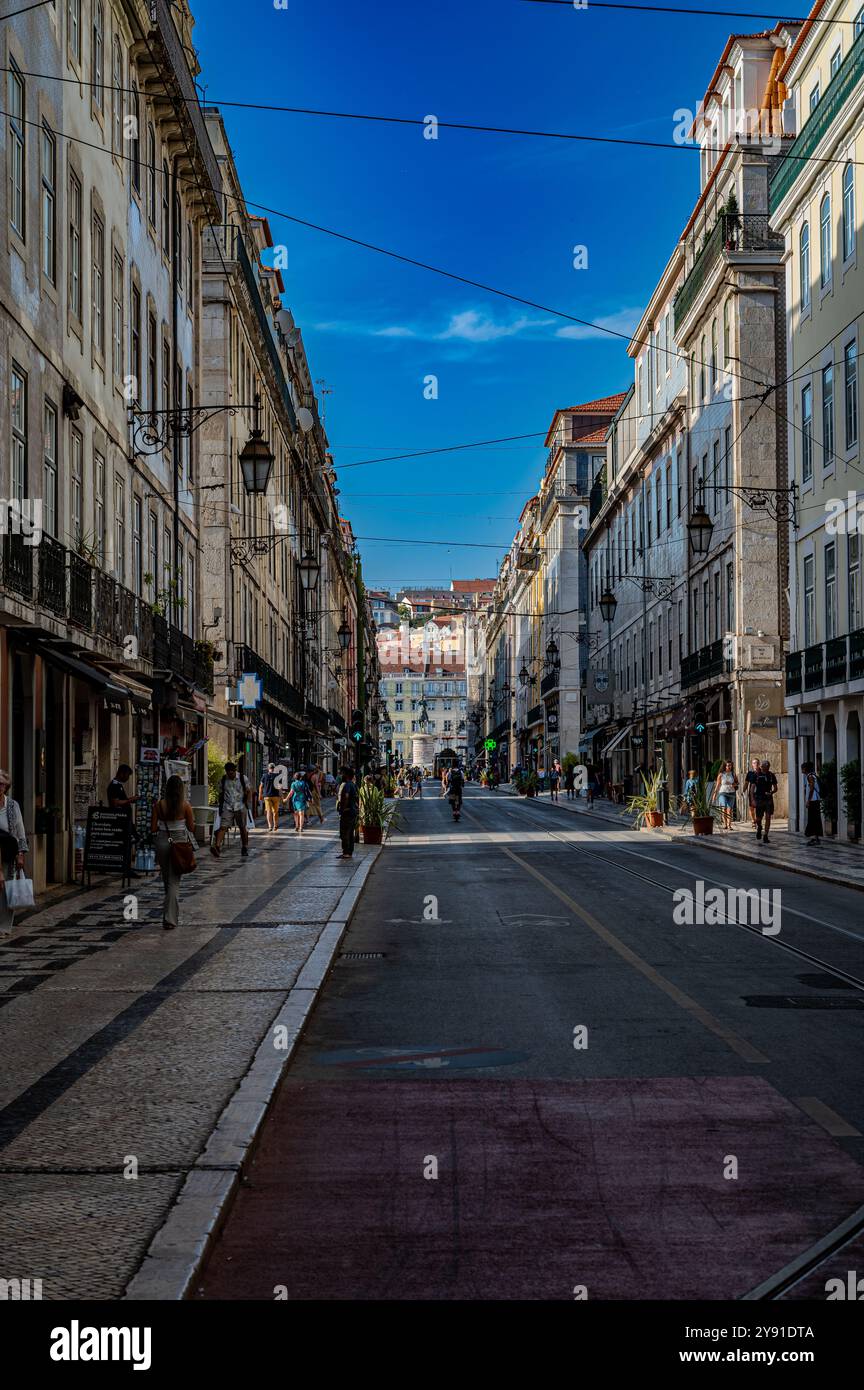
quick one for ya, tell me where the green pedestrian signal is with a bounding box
[484,738,497,750]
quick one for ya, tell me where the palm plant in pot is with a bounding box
[525,771,539,798]
[626,769,665,829]
[358,783,401,845]
[689,776,717,835]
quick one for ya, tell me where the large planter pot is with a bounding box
[361,825,383,845]
[646,810,664,828]
[692,816,714,836]
[526,788,536,798]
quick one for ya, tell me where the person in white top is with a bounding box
[151,774,196,930]
[0,769,28,936]
[712,760,739,830]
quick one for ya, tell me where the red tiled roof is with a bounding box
[450,578,496,593]
[564,393,628,414]
[576,427,610,446]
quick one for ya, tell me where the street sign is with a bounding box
[484,738,497,750]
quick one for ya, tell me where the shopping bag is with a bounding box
[5,871,35,910]
[246,809,255,831]
[212,809,221,832]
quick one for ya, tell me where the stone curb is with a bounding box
[123,845,382,1301]
[500,785,864,891]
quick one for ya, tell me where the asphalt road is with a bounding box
[197,785,864,1300]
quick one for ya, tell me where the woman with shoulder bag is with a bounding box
[0,770,30,937]
[151,774,197,931]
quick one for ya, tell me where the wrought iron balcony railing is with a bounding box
[680,638,731,689]
[674,214,783,333]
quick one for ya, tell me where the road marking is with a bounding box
[795,1096,862,1138]
[500,845,769,1065]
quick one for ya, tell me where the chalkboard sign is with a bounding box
[82,807,132,885]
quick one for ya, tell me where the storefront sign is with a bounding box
[82,808,132,885]
[744,684,785,728]
[139,746,160,764]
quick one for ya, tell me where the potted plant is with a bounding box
[358,783,401,845]
[689,776,717,835]
[722,189,740,248]
[626,769,665,829]
[820,758,838,835]
[525,771,539,798]
[840,758,861,841]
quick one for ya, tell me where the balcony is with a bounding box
[673,215,782,334]
[852,628,864,681]
[825,636,848,685]
[541,670,559,698]
[527,703,544,726]
[804,642,825,691]
[680,638,731,689]
[785,649,802,697]
[2,533,34,599]
[770,27,864,212]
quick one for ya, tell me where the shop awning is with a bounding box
[26,639,145,704]
[601,723,633,757]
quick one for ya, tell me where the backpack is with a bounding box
[448,770,464,792]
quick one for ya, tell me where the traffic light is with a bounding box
[350,709,364,745]
[693,700,708,736]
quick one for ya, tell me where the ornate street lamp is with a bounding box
[687,480,714,556]
[599,589,618,624]
[298,546,321,593]
[518,661,531,687]
[337,613,352,651]
[238,395,276,495]
[545,637,560,671]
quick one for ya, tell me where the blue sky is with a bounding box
[193,0,792,590]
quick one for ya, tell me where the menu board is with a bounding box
[135,761,162,843]
[82,807,132,885]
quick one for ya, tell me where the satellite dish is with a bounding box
[296,406,315,432]
[275,307,295,335]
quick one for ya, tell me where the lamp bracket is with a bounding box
[129,403,259,458]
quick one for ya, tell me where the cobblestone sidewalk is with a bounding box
[0,817,376,1299]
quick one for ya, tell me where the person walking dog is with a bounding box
[152,774,196,930]
[211,761,251,858]
[0,770,28,937]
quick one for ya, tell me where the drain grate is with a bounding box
[339,951,386,960]
[743,994,864,1010]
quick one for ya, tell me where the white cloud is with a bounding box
[437,309,554,343]
[555,306,643,342]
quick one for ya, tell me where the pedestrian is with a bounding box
[0,770,29,938]
[211,760,251,858]
[309,764,325,823]
[259,762,281,832]
[289,768,310,833]
[336,765,359,859]
[744,757,761,829]
[754,760,778,844]
[713,760,738,830]
[682,768,699,816]
[550,759,562,802]
[564,763,576,800]
[801,761,823,846]
[107,763,141,878]
[152,774,196,931]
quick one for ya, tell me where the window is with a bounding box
[843,163,855,262]
[161,160,170,254]
[726,561,734,638]
[11,366,26,503]
[112,252,123,379]
[699,334,706,401]
[147,511,158,595]
[112,37,123,154]
[8,63,25,238]
[810,84,820,112]
[722,300,729,364]
[94,451,106,565]
[147,126,157,224]
[130,283,141,401]
[825,540,837,640]
[114,476,126,581]
[675,448,682,515]
[69,171,82,319]
[186,550,195,635]
[92,2,104,112]
[802,383,813,483]
[41,123,56,281]
[711,320,717,388]
[665,461,671,529]
[43,400,58,538]
[712,439,720,512]
[850,534,861,633]
[800,222,811,309]
[714,571,721,643]
[186,221,193,300]
[71,428,82,545]
[91,213,105,356]
[132,497,142,595]
[131,85,141,192]
[147,313,157,417]
[703,579,710,645]
[857,6,864,38]
[724,424,732,502]
[803,554,815,646]
[822,363,834,467]
[845,341,858,448]
[820,194,832,287]
[162,338,171,418]
[655,471,663,536]
[831,46,842,78]
[68,0,82,63]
